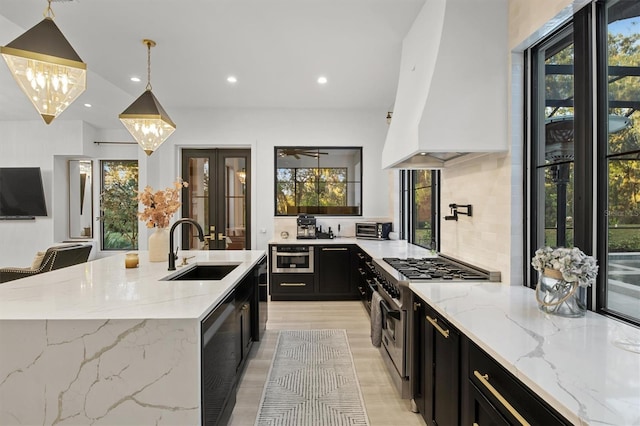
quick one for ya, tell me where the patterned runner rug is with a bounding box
[255,329,370,426]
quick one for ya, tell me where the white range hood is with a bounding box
[382,0,508,169]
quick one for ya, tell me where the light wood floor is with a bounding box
[229,300,425,426]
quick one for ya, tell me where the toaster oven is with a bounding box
[355,222,392,240]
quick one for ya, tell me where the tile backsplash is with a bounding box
[273,216,393,241]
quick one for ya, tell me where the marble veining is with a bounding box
[411,281,640,425]
[0,318,201,425]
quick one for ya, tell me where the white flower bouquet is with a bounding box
[531,246,598,287]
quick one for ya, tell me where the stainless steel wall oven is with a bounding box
[271,245,314,273]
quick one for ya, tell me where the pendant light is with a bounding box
[119,39,176,156]
[0,0,86,124]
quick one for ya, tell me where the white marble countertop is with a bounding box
[0,250,266,321]
[268,237,435,258]
[410,281,640,426]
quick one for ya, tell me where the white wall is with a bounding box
[0,108,392,266]
[155,108,393,250]
[437,0,592,284]
[0,120,85,266]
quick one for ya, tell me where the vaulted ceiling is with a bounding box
[0,0,425,129]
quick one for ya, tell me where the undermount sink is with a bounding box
[164,264,240,281]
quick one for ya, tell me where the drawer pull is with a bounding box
[280,282,306,287]
[426,315,450,338]
[473,370,530,426]
[322,247,348,251]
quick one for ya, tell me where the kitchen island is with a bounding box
[0,250,266,425]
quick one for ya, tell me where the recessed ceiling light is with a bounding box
[84,103,92,108]
[317,76,328,85]
[227,76,237,83]
[420,152,427,156]
[130,77,141,82]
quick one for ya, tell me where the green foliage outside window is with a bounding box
[99,161,139,250]
[276,168,347,214]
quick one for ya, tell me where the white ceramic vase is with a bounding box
[148,227,169,262]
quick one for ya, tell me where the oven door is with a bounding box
[271,246,314,273]
[380,298,406,376]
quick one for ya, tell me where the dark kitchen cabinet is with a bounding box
[235,272,255,370]
[270,272,316,298]
[201,258,264,426]
[269,244,359,301]
[317,245,355,296]
[414,296,461,426]
[201,290,238,426]
[462,340,571,426]
[353,247,376,313]
[412,292,571,426]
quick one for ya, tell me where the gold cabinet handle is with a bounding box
[426,315,450,338]
[473,423,479,426]
[218,232,226,241]
[322,247,348,251]
[473,370,530,426]
[280,282,306,287]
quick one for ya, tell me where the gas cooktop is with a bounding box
[382,257,493,281]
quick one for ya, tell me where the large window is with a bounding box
[99,160,139,250]
[602,0,640,323]
[275,147,362,216]
[527,0,640,325]
[401,170,439,249]
[531,27,575,249]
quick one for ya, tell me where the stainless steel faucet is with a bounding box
[168,218,205,270]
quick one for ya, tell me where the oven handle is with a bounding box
[276,252,310,257]
[380,299,401,320]
[367,280,378,292]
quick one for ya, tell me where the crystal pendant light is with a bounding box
[0,0,86,124]
[119,39,176,156]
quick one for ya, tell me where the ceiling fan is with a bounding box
[278,148,328,159]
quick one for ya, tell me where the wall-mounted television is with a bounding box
[0,167,48,219]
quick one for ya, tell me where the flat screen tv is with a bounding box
[0,167,48,218]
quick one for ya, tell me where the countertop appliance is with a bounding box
[296,214,317,239]
[370,254,500,399]
[356,222,392,240]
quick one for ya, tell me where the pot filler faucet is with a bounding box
[168,218,205,271]
[444,203,473,221]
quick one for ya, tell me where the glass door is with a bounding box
[181,149,251,250]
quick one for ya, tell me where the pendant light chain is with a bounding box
[43,0,55,19]
[146,41,153,91]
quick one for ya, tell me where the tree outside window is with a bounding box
[99,160,139,250]
[275,147,362,216]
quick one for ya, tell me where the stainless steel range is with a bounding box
[371,254,500,399]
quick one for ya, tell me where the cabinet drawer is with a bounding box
[468,342,570,425]
[271,273,315,294]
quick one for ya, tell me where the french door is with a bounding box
[181,149,251,250]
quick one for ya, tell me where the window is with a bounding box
[99,160,139,250]
[531,27,575,250]
[401,170,439,249]
[275,147,362,216]
[527,0,640,326]
[602,0,640,323]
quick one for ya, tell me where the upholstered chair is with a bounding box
[0,244,92,284]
